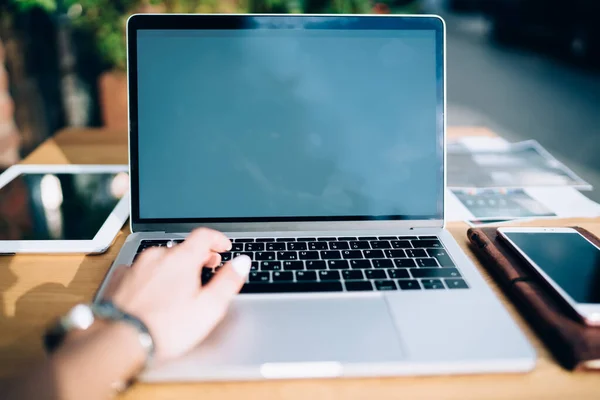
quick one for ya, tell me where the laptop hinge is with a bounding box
[134,220,444,234]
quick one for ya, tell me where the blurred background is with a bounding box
[0,0,599,197]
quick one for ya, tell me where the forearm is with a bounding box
[6,322,145,400]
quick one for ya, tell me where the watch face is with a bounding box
[67,304,95,330]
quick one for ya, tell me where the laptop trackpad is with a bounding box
[144,296,404,380]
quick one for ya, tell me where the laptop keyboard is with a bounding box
[134,236,468,293]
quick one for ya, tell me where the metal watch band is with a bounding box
[91,300,155,369]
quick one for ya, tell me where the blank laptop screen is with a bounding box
[134,19,443,222]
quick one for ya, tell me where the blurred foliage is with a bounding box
[6,0,420,71]
[11,0,57,12]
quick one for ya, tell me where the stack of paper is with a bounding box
[446,137,600,226]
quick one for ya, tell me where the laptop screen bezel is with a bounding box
[127,14,446,232]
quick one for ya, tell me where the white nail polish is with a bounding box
[231,255,251,276]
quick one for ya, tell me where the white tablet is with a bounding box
[0,164,130,254]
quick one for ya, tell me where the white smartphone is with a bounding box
[497,227,600,326]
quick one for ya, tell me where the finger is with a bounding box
[181,228,231,255]
[134,247,167,266]
[196,255,251,318]
[205,252,221,269]
[101,264,129,300]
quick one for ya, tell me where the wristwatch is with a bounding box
[43,300,155,369]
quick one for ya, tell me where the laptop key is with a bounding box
[428,253,455,267]
[140,240,169,246]
[234,238,254,243]
[398,279,421,290]
[426,248,448,258]
[255,252,276,261]
[309,242,328,250]
[299,251,320,260]
[358,236,378,240]
[374,280,397,291]
[378,236,397,240]
[319,270,341,281]
[318,237,336,241]
[394,258,417,268]
[384,249,406,258]
[283,261,304,271]
[273,271,294,281]
[249,272,270,282]
[266,242,286,251]
[387,269,410,279]
[306,260,326,270]
[241,282,343,294]
[391,240,413,249]
[276,238,295,242]
[370,240,391,249]
[221,252,232,262]
[278,251,298,260]
[366,269,386,280]
[321,250,342,259]
[251,262,259,271]
[416,258,439,268]
[363,250,384,259]
[342,270,364,280]
[327,260,350,270]
[329,242,349,250]
[350,241,370,250]
[445,278,469,289]
[405,249,427,258]
[345,281,373,291]
[338,237,357,241]
[296,271,317,281]
[342,250,363,259]
[410,268,461,278]
[372,259,394,269]
[350,260,372,269]
[232,243,244,252]
[233,252,254,260]
[255,238,274,242]
[421,279,444,290]
[245,243,265,251]
[287,242,307,251]
[412,239,442,249]
[261,261,282,271]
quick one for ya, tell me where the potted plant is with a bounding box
[65,0,256,130]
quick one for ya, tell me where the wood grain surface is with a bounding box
[1,127,598,399]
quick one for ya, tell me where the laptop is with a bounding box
[95,14,536,381]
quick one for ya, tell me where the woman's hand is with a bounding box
[104,228,251,362]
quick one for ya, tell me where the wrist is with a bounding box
[102,320,148,375]
[44,302,155,376]
[52,319,148,391]
[62,319,109,345]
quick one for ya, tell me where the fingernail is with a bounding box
[231,255,251,276]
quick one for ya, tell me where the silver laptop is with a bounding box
[95,13,535,381]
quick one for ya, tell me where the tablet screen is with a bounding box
[0,172,129,240]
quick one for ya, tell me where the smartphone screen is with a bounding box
[502,231,600,304]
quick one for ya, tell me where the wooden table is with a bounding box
[1,127,598,399]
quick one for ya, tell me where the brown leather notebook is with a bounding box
[467,226,600,371]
